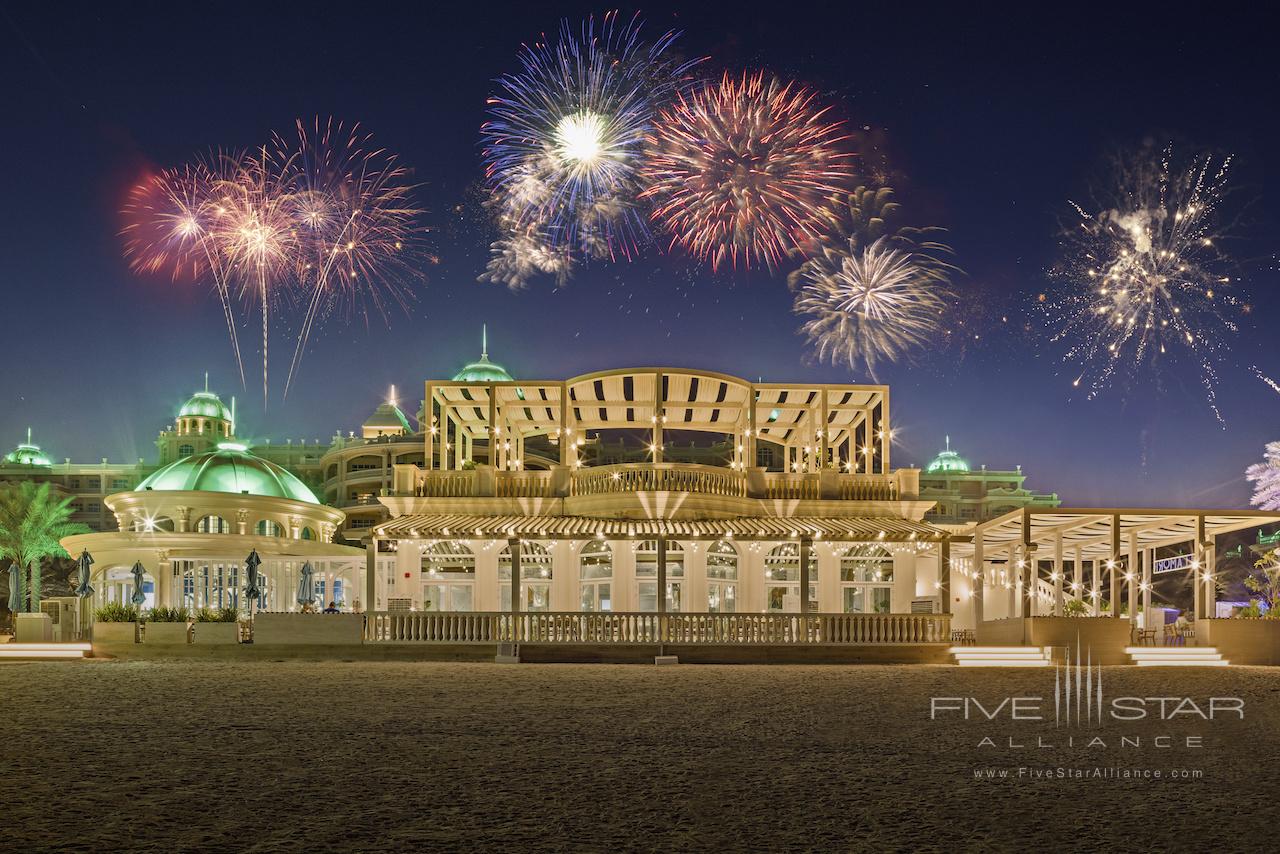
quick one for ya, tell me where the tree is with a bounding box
[1246,442,1280,511]
[0,482,89,612]
[1243,548,1280,617]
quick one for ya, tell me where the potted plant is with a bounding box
[193,605,241,644]
[92,602,141,643]
[144,606,191,644]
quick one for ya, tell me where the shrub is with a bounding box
[1062,599,1090,617]
[148,606,190,623]
[94,602,140,623]
[195,605,240,622]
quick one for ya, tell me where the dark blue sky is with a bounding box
[2,2,1276,507]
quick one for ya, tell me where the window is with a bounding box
[349,519,375,529]
[84,502,100,514]
[841,544,894,613]
[111,478,129,490]
[420,541,475,612]
[300,527,315,541]
[499,542,552,612]
[197,515,230,534]
[178,445,195,458]
[256,519,284,537]
[706,540,738,613]
[579,540,612,612]
[764,543,817,612]
[634,540,683,612]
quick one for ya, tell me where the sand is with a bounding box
[2,660,1277,852]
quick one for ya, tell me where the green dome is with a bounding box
[179,390,232,422]
[925,436,970,473]
[136,443,318,503]
[453,356,513,383]
[452,324,513,383]
[4,435,52,467]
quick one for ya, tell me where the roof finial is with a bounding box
[945,435,951,452]
[481,324,488,359]
[389,384,397,406]
[27,426,32,445]
[204,371,209,393]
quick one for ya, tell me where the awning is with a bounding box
[374,514,949,542]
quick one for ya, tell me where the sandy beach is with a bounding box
[3,660,1276,852]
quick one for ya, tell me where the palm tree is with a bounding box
[0,482,89,613]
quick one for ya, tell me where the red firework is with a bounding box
[642,71,855,271]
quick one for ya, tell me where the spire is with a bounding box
[389,384,397,406]
[945,435,951,452]
[204,371,209,393]
[230,396,236,436]
[27,426,32,445]
[481,324,488,359]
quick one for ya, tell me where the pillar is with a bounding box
[798,536,812,615]
[1052,535,1064,616]
[365,536,377,613]
[1142,547,1153,625]
[1072,545,1083,604]
[939,539,951,615]
[1023,546,1038,617]
[1203,541,1217,620]
[1109,515,1122,618]
[508,538,521,616]
[1127,532,1139,629]
[972,532,985,625]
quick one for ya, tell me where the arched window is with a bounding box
[196,515,230,534]
[841,544,895,613]
[300,527,315,541]
[178,444,195,459]
[579,540,612,612]
[764,543,817,613]
[634,540,684,612]
[256,519,284,537]
[420,541,475,612]
[499,542,552,612]
[706,540,738,613]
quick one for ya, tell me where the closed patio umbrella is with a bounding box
[296,562,315,609]
[75,550,95,598]
[244,550,262,612]
[6,562,21,614]
[130,561,147,607]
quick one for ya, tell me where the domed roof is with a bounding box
[179,390,232,422]
[136,443,318,503]
[363,400,412,434]
[452,325,513,383]
[925,436,970,473]
[4,429,51,467]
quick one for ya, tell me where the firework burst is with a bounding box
[481,11,698,288]
[789,186,958,379]
[794,237,953,379]
[122,122,425,403]
[1039,143,1245,421]
[642,71,855,271]
[283,117,425,396]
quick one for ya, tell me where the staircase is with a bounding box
[1126,646,1228,666]
[0,642,92,661]
[950,646,1053,667]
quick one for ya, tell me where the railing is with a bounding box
[495,470,554,498]
[763,473,820,500]
[366,611,950,645]
[571,463,746,498]
[415,470,477,497]
[836,474,897,501]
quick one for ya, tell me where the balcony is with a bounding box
[392,463,917,511]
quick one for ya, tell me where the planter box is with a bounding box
[976,616,1132,664]
[93,622,139,644]
[193,622,240,645]
[144,623,191,645]
[15,613,53,642]
[1198,619,1280,665]
[252,612,364,645]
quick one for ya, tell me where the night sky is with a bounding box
[2,3,1276,507]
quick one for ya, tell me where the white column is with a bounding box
[817,543,840,613]
[891,548,915,613]
[474,541,499,612]
[685,542,709,614]
[394,540,418,607]
[972,532,985,625]
[613,540,636,612]
[1127,532,1139,630]
[1052,535,1064,617]
[551,540,576,611]
[1142,547,1153,626]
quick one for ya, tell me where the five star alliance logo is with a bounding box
[1054,638,1103,727]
